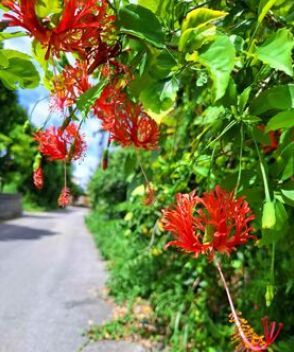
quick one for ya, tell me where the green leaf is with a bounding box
[238,86,252,112]
[280,181,294,207]
[180,8,228,52]
[281,143,294,180]
[198,36,235,101]
[0,50,40,89]
[265,110,294,132]
[258,0,279,24]
[76,80,108,117]
[0,32,26,41]
[182,8,228,31]
[35,0,63,18]
[119,5,165,48]
[138,0,159,13]
[256,29,294,76]
[0,51,9,68]
[179,26,216,52]
[138,0,172,20]
[149,49,177,79]
[139,76,178,113]
[250,84,294,115]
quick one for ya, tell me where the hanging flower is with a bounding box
[33,166,44,190]
[229,313,283,351]
[34,123,86,161]
[3,0,116,60]
[162,186,255,260]
[94,83,159,150]
[51,61,91,110]
[58,187,71,207]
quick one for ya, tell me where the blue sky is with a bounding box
[3,35,104,189]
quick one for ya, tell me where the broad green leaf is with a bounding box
[194,106,225,126]
[250,84,294,115]
[139,77,178,113]
[119,5,165,48]
[258,0,279,24]
[0,32,26,41]
[0,51,9,68]
[256,29,294,76]
[265,110,294,132]
[76,80,107,117]
[198,36,235,101]
[182,8,228,31]
[138,0,158,13]
[280,182,294,207]
[149,49,177,79]
[138,0,172,20]
[35,0,63,18]
[0,50,40,89]
[0,49,32,61]
[281,143,294,180]
[179,26,216,52]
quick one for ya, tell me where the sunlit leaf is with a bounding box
[182,8,228,31]
[0,50,39,89]
[198,35,235,101]
[250,84,294,115]
[35,0,63,18]
[265,110,294,132]
[0,32,26,41]
[119,5,165,48]
[256,29,294,76]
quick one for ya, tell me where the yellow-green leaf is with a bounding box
[182,8,228,31]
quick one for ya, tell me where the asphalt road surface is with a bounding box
[0,207,145,352]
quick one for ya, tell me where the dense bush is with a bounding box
[85,1,294,350]
[87,149,294,351]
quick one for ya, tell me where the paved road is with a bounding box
[0,207,145,352]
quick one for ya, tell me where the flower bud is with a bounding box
[262,201,276,229]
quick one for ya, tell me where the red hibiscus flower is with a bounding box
[162,186,255,260]
[51,61,91,110]
[34,123,86,161]
[33,166,44,190]
[230,314,283,351]
[3,0,116,60]
[58,187,71,207]
[94,83,159,150]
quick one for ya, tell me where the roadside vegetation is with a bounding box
[0,0,293,350]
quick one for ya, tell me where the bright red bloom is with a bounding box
[58,187,71,207]
[34,123,86,161]
[3,0,116,59]
[94,84,159,150]
[230,314,283,351]
[51,61,91,110]
[33,167,44,190]
[162,186,255,260]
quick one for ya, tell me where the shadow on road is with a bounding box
[0,224,57,241]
